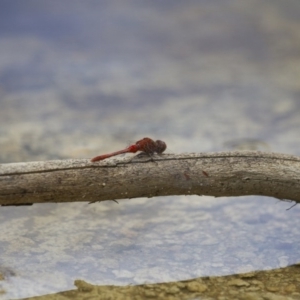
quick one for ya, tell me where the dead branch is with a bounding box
[0,151,300,206]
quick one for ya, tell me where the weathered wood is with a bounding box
[0,151,300,205]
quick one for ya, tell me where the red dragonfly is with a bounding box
[91,137,167,162]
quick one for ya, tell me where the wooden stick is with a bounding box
[0,151,300,206]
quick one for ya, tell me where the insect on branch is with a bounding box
[0,151,300,206]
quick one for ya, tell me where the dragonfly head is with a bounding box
[155,140,167,154]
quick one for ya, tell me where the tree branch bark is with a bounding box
[0,151,300,206]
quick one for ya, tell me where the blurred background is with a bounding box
[0,0,300,299]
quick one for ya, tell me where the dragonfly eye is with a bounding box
[155,140,167,154]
